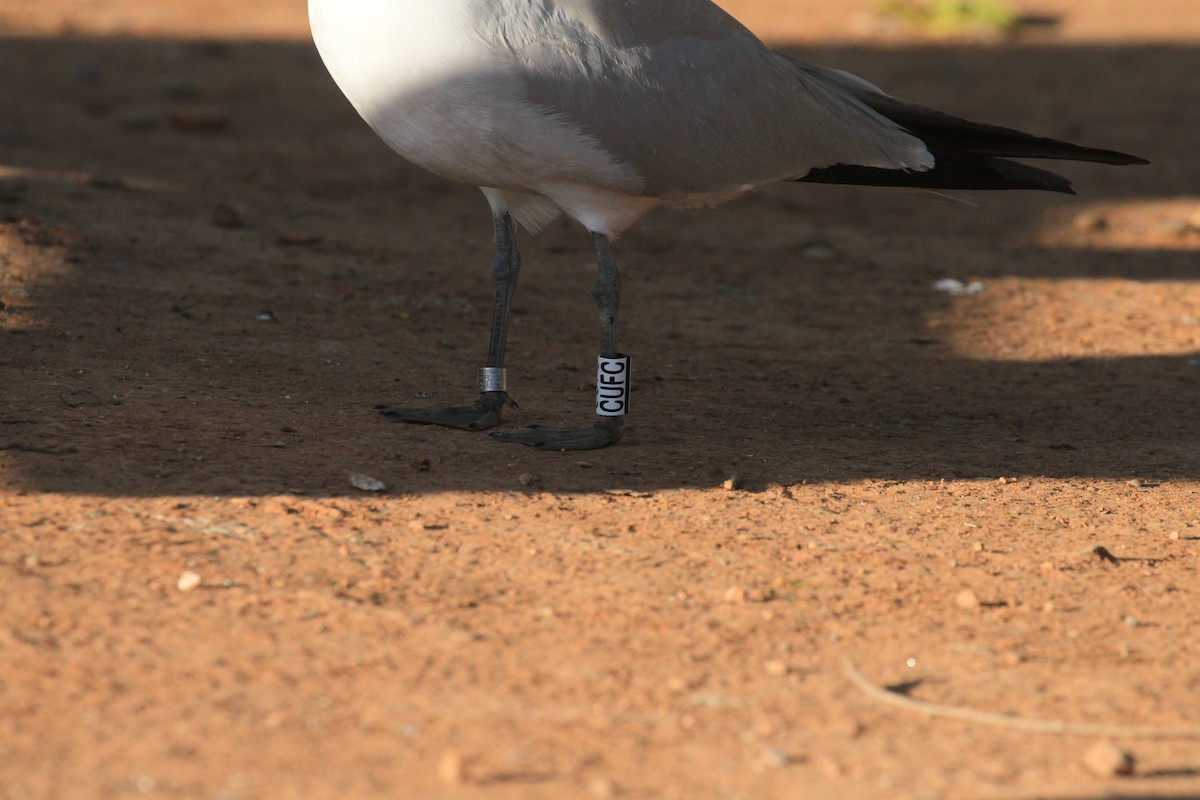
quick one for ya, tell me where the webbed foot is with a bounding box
[377,391,515,432]
[491,417,622,451]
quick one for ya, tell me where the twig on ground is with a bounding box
[844,659,1200,739]
[0,442,77,456]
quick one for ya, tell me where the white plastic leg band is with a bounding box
[479,367,507,393]
[596,355,630,417]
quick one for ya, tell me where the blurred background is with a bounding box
[2,0,1199,41]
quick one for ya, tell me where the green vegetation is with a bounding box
[874,0,1021,37]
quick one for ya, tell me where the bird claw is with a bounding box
[379,392,623,451]
[377,391,514,431]
[491,417,623,451]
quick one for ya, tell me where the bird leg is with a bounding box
[377,213,520,430]
[492,233,626,450]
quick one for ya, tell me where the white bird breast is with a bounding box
[308,0,646,230]
[308,0,935,235]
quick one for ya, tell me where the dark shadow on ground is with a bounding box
[0,36,1197,495]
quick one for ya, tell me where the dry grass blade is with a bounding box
[845,660,1200,739]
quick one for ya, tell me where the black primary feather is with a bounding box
[793,76,1148,193]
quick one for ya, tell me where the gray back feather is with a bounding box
[473,0,932,199]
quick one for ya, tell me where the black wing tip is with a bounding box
[849,92,1150,167]
[1067,146,1150,166]
[797,155,1080,194]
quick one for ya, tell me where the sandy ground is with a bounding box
[2,1,1199,799]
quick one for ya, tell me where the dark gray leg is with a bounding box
[377,213,520,430]
[492,232,624,451]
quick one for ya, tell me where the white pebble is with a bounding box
[933,278,985,296]
[177,571,202,592]
[955,589,981,610]
[1073,211,1109,232]
[438,751,466,785]
[764,660,788,677]
[1083,741,1135,777]
[587,776,616,798]
[349,473,386,492]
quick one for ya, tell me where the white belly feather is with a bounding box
[309,0,649,232]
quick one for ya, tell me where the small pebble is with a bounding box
[177,571,202,592]
[1078,545,1120,565]
[116,111,162,132]
[587,776,616,799]
[801,243,837,261]
[1082,741,1135,777]
[1073,211,1109,232]
[722,475,743,491]
[758,748,791,769]
[1126,478,1144,488]
[437,751,466,785]
[255,310,278,323]
[348,474,386,493]
[933,278,986,296]
[1157,219,1191,236]
[955,589,981,610]
[747,587,776,603]
[168,109,229,133]
[764,660,788,677]
[723,586,746,604]
[212,202,248,229]
[518,472,539,487]
[410,457,431,472]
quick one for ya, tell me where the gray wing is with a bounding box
[544,0,751,45]
[489,0,933,199]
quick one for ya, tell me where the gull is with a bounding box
[308,0,1146,450]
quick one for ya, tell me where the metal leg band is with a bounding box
[479,367,507,393]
